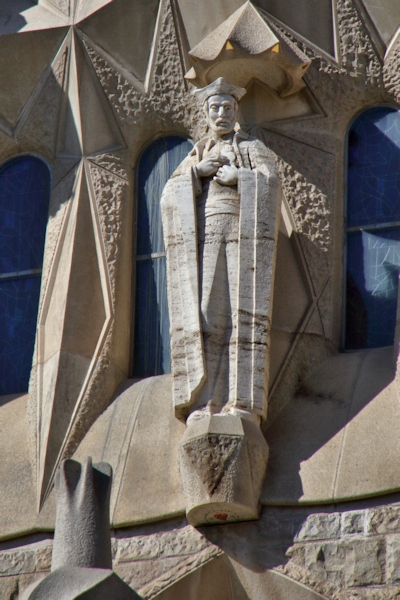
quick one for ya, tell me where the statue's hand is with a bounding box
[214,164,239,186]
[196,156,229,178]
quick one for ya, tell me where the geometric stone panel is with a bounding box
[254,0,336,58]
[360,0,400,46]
[269,213,313,390]
[0,28,67,127]
[57,31,125,158]
[17,39,69,159]
[176,0,245,49]
[79,0,160,82]
[36,164,111,507]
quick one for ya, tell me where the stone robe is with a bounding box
[161,130,281,421]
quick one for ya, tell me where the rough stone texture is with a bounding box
[6,500,400,598]
[385,535,400,585]
[342,512,366,537]
[383,34,400,102]
[295,513,341,542]
[51,458,113,571]
[178,415,269,525]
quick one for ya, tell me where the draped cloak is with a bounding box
[161,130,281,421]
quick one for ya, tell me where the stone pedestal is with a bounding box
[178,415,269,526]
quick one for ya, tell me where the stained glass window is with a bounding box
[132,136,193,377]
[345,107,400,349]
[0,156,51,393]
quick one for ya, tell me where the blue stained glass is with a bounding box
[136,136,193,256]
[0,156,51,394]
[347,107,400,227]
[0,276,42,395]
[345,107,400,350]
[133,135,192,377]
[0,157,51,273]
[134,257,170,377]
[346,228,400,349]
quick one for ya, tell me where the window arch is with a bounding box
[0,155,51,394]
[132,136,193,377]
[345,106,400,349]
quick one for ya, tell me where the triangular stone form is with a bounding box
[182,434,243,494]
[75,0,114,23]
[0,28,67,127]
[17,35,69,159]
[304,305,325,337]
[148,0,188,102]
[36,164,111,507]
[254,0,336,60]
[42,0,114,22]
[359,0,400,47]
[186,2,310,94]
[57,30,125,158]
[78,0,160,83]
[43,0,73,17]
[189,2,279,61]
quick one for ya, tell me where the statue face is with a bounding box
[206,94,237,136]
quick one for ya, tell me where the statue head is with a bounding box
[193,77,246,137]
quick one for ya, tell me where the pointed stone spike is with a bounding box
[57,30,125,158]
[75,34,125,155]
[37,165,110,507]
[57,30,83,157]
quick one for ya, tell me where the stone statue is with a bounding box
[161,77,280,426]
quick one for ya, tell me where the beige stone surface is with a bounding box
[0,29,67,127]
[0,394,55,541]
[74,376,186,527]
[263,347,399,504]
[148,553,329,600]
[2,347,400,543]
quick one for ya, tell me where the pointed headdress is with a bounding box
[193,77,247,104]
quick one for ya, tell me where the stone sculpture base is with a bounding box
[21,567,141,599]
[178,414,269,526]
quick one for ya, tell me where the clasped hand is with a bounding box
[196,155,238,186]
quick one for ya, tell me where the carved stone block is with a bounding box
[178,415,269,526]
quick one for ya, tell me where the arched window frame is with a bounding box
[130,134,193,378]
[0,152,52,395]
[343,104,400,351]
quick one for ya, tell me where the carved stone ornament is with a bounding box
[185,2,311,97]
[179,415,269,525]
[22,457,141,600]
[161,76,280,524]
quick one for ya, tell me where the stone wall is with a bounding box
[4,500,400,599]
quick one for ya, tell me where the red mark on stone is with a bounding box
[214,513,228,521]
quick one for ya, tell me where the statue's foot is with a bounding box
[186,407,212,425]
[222,406,261,425]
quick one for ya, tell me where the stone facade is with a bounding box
[0,0,399,598]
